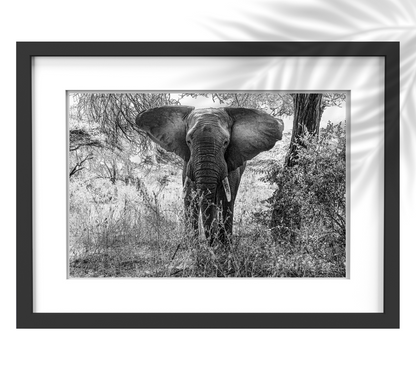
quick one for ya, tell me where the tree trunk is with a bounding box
[271,93,323,241]
[285,94,323,167]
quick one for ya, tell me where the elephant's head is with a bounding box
[135,106,283,239]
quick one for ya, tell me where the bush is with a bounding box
[264,121,346,276]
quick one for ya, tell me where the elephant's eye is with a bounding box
[187,139,191,145]
[224,140,229,146]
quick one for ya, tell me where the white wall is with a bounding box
[3,1,414,373]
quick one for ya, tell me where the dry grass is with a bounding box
[69,137,346,278]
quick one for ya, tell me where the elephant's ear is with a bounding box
[135,106,194,161]
[224,108,284,172]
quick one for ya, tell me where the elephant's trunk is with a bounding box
[192,139,222,241]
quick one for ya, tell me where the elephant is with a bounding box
[135,106,284,245]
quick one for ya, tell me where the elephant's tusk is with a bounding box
[222,177,232,202]
[183,176,190,196]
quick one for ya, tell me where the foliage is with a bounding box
[179,92,294,116]
[210,93,294,117]
[322,93,347,109]
[180,92,346,118]
[264,121,346,276]
[72,93,179,148]
[285,93,323,167]
[69,93,183,180]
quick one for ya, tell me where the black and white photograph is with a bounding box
[69,92,347,278]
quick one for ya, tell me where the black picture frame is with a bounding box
[17,42,399,328]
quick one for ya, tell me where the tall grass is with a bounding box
[69,173,281,277]
[69,127,346,278]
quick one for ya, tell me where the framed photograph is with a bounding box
[17,42,399,328]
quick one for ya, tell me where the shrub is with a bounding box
[264,121,346,276]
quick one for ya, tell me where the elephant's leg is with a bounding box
[219,200,234,244]
[217,163,246,244]
[183,166,199,236]
[201,203,218,245]
[184,184,199,236]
